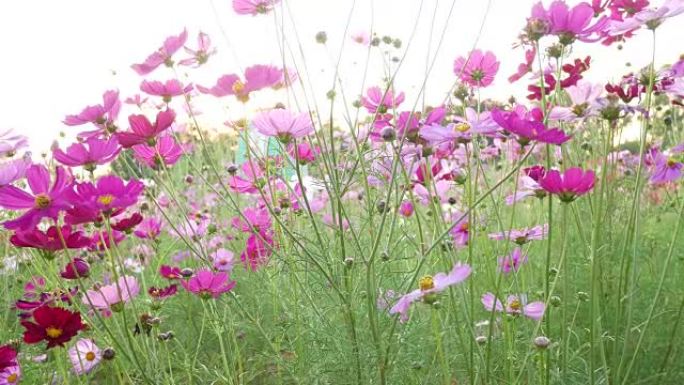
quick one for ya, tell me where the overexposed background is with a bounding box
[1,0,682,155]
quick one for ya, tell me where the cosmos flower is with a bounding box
[489,224,549,244]
[148,284,178,300]
[134,216,163,239]
[21,306,86,348]
[361,86,405,114]
[453,50,500,88]
[498,248,528,274]
[179,32,216,67]
[389,263,472,322]
[212,248,235,272]
[0,129,29,157]
[232,207,272,233]
[649,146,683,184]
[52,137,121,171]
[68,339,102,375]
[140,79,193,103]
[0,365,20,384]
[481,292,545,321]
[0,345,18,372]
[0,155,31,186]
[492,105,571,146]
[132,135,185,169]
[63,90,121,137]
[197,65,285,102]
[609,0,684,34]
[65,175,144,224]
[60,258,91,280]
[10,225,90,251]
[232,0,281,15]
[241,231,274,270]
[82,276,140,312]
[543,0,609,43]
[252,109,314,143]
[351,30,370,45]
[181,269,236,299]
[117,109,176,148]
[131,29,188,75]
[539,167,596,202]
[0,165,73,230]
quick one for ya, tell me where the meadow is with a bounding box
[1,0,684,384]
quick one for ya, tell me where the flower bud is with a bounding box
[381,127,396,142]
[534,336,551,349]
[550,296,561,307]
[576,291,589,302]
[158,331,174,341]
[227,164,238,175]
[180,268,194,278]
[315,31,327,44]
[102,348,116,360]
[476,335,488,345]
[60,258,90,280]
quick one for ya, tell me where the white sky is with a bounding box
[1,0,682,155]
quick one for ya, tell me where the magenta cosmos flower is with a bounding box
[179,31,216,67]
[390,263,472,322]
[539,167,595,202]
[232,207,272,233]
[649,147,683,184]
[0,165,73,230]
[491,105,571,146]
[0,155,30,186]
[68,338,102,375]
[133,135,185,169]
[117,109,176,148]
[454,50,500,88]
[181,269,236,299]
[63,90,120,135]
[131,29,188,75]
[0,128,29,157]
[66,175,144,224]
[140,79,193,103]
[533,1,609,43]
[482,292,545,321]
[53,137,120,171]
[361,86,406,114]
[233,0,281,15]
[82,276,140,312]
[197,64,286,102]
[252,109,314,143]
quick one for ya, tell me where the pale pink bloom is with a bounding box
[131,29,188,75]
[488,224,549,244]
[82,276,140,311]
[140,79,193,103]
[361,86,405,114]
[212,248,235,272]
[413,180,452,205]
[68,339,101,375]
[0,129,29,157]
[549,80,604,121]
[0,154,30,186]
[609,0,684,34]
[350,30,370,45]
[390,263,471,322]
[252,109,314,142]
[453,50,500,88]
[63,90,121,136]
[509,47,536,83]
[482,292,545,321]
[505,176,544,205]
[124,94,148,108]
[233,0,281,15]
[179,32,216,67]
[197,65,284,102]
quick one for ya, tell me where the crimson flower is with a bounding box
[10,225,90,251]
[21,306,86,348]
[0,344,17,371]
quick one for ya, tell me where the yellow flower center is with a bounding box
[460,222,469,232]
[454,122,471,133]
[97,194,115,206]
[419,275,435,291]
[7,373,17,383]
[509,298,521,311]
[35,194,51,209]
[46,326,63,339]
[85,351,96,361]
[232,80,245,94]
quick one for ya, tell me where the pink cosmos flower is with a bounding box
[132,135,184,169]
[65,175,144,225]
[125,94,149,108]
[10,225,90,251]
[539,167,596,202]
[0,365,20,384]
[212,248,235,272]
[498,248,528,274]
[134,216,163,239]
[232,0,281,15]
[232,207,272,233]
[351,30,370,45]
[482,292,545,321]
[288,142,318,164]
[492,105,571,146]
[252,109,314,143]
[389,263,472,322]
[63,90,121,137]
[181,269,236,299]
[489,224,549,244]
[0,129,29,157]
[0,165,73,230]
[52,137,121,171]
[0,155,31,186]
[131,29,188,75]
[413,180,452,206]
[453,50,500,88]
[399,200,414,217]
[197,65,285,102]
[88,230,126,252]
[140,79,193,102]
[82,276,140,312]
[68,339,101,375]
[549,80,604,121]
[228,161,266,193]
[649,146,683,184]
[361,86,405,114]
[241,231,274,270]
[179,32,216,67]
[609,0,684,34]
[450,215,470,248]
[543,0,609,42]
[160,265,182,280]
[509,47,537,83]
[117,109,176,148]
[420,108,500,144]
